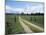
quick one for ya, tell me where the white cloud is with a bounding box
[6,4,44,14]
[30,4,44,13]
[6,5,13,13]
[6,5,24,13]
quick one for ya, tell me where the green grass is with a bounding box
[5,14,44,34]
[5,15,24,34]
[21,15,44,28]
[20,15,44,32]
[15,16,24,33]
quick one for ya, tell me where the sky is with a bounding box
[6,0,44,14]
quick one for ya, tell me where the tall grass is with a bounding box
[21,15,44,28]
[5,15,24,34]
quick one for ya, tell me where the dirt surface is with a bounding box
[19,16,33,33]
[19,16,43,32]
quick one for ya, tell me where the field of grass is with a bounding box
[5,15,24,34]
[5,14,44,34]
[21,15,44,28]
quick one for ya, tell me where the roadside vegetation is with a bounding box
[5,14,24,34]
[5,13,44,34]
[21,15,44,28]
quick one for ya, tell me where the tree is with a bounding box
[21,12,24,15]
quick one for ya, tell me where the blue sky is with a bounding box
[6,0,44,14]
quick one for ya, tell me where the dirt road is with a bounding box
[19,16,44,32]
[19,16,33,33]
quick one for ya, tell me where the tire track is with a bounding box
[20,17,44,32]
[19,16,33,33]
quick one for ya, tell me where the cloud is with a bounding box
[6,5,17,13]
[6,5,31,14]
[6,4,44,14]
[30,3,44,13]
[6,5,24,13]
[6,5,13,13]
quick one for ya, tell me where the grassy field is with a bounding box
[21,15,44,28]
[5,14,44,34]
[5,14,24,34]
